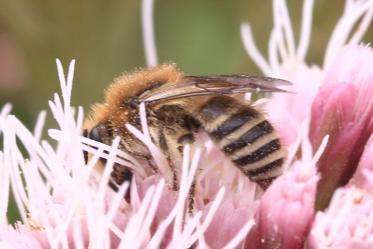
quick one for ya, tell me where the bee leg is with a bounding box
[159,126,198,213]
[167,155,179,191]
[175,133,198,215]
[188,181,196,215]
[145,156,158,173]
[109,164,133,202]
[158,127,180,191]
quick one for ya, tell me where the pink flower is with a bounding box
[0,225,44,249]
[1,0,373,248]
[263,64,323,146]
[240,0,373,247]
[244,130,323,249]
[310,45,373,209]
[203,189,256,248]
[308,187,373,248]
[0,60,255,248]
[248,164,318,249]
[352,135,373,190]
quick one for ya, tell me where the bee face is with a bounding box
[86,108,150,159]
[85,64,290,190]
[85,64,184,164]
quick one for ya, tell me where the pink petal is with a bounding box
[351,135,373,190]
[204,192,256,249]
[0,225,45,249]
[245,161,318,249]
[265,64,323,146]
[310,45,373,209]
[308,187,373,248]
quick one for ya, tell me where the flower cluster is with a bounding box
[1,0,373,248]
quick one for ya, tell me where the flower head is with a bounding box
[0,225,44,249]
[310,45,373,208]
[244,124,326,249]
[1,0,373,248]
[352,135,373,190]
[308,187,373,248]
[0,60,255,248]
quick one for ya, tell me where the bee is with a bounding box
[84,64,289,190]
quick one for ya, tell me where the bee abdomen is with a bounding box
[222,120,273,153]
[209,108,260,139]
[197,96,285,189]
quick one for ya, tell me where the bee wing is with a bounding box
[138,75,291,103]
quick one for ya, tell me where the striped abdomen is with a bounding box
[196,96,285,189]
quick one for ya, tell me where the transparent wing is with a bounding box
[138,75,291,103]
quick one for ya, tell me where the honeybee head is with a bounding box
[83,64,183,160]
[84,112,150,157]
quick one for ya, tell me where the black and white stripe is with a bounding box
[198,96,285,189]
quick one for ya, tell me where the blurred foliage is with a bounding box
[0,0,372,222]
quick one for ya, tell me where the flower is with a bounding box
[0,60,255,248]
[0,225,44,249]
[1,0,373,248]
[310,45,373,209]
[241,0,373,148]
[246,165,317,249]
[245,129,324,249]
[308,187,373,248]
[240,0,373,247]
[352,135,373,190]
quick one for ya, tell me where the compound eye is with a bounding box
[88,125,104,143]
